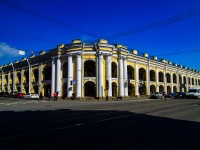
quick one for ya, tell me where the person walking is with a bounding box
[56,91,59,101]
[161,92,166,101]
[53,92,57,101]
[48,92,51,101]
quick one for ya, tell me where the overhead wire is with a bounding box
[0,27,58,45]
[106,8,200,40]
[0,0,102,39]
[0,0,200,59]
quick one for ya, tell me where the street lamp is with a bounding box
[27,59,31,93]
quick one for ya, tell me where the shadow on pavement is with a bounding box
[0,109,199,150]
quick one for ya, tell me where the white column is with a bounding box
[147,60,150,95]
[67,54,73,97]
[96,55,99,97]
[164,64,167,93]
[20,69,23,92]
[98,53,104,98]
[106,54,112,97]
[171,72,173,93]
[177,73,180,92]
[123,57,128,96]
[38,63,42,94]
[186,73,189,92]
[51,59,55,96]
[119,56,124,97]
[156,67,159,92]
[29,66,32,93]
[76,53,82,98]
[56,56,61,94]
[8,71,10,92]
[135,62,139,96]
[12,66,16,92]
[181,74,184,91]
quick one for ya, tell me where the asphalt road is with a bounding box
[0,97,200,150]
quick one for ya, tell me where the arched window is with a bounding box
[127,65,134,80]
[159,72,164,82]
[139,68,146,81]
[84,60,96,77]
[150,70,155,81]
[112,62,117,78]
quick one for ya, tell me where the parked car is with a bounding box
[23,93,40,99]
[9,91,18,98]
[13,92,25,98]
[165,93,176,98]
[175,92,187,99]
[0,92,9,97]
[149,92,163,99]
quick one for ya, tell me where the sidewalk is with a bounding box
[40,95,150,102]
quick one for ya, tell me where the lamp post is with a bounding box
[27,59,31,93]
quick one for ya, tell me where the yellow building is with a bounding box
[0,39,200,99]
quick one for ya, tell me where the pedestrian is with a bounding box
[161,92,166,101]
[56,91,59,101]
[53,92,57,101]
[48,92,51,101]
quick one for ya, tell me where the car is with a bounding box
[23,93,40,99]
[165,93,176,98]
[0,92,9,97]
[175,92,187,99]
[149,92,163,99]
[13,92,25,98]
[9,91,18,98]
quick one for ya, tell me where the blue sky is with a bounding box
[0,0,200,70]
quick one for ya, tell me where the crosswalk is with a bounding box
[0,99,47,107]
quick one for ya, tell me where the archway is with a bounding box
[128,83,135,96]
[159,85,164,92]
[33,85,39,94]
[43,84,51,97]
[84,81,96,97]
[62,61,68,78]
[112,82,117,97]
[139,84,146,95]
[167,86,171,93]
[62,82,67,98]
[150,85,156,94]
[173,86,177,93]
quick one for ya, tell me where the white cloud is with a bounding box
[0,43,19,57]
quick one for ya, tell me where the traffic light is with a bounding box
[106,80,109,90]
[70,80,72,85]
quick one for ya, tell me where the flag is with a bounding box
[19,50,25,55]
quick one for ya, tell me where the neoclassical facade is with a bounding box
[0,39,200,99]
